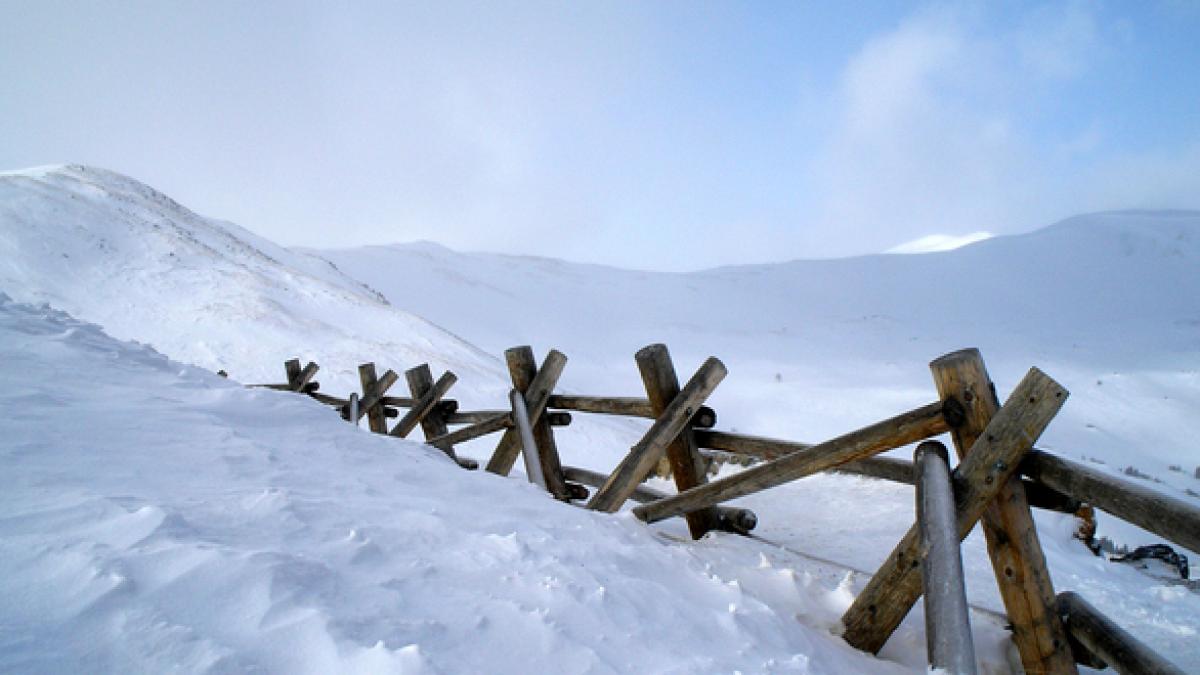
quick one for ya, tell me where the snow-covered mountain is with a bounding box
[311,210,1200,370]
[311,211,1200,476]
[0,165,505,401]
[3,165,1199,673]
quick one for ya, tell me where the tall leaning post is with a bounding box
[358,363,389,433]
[589,357,726,513]
[510,347,570,500]
[403,364,454,449]
[484,348,571,500]
[930,349,1076,675]
[285,358,302,389]
[840,366,1068,657]
[636,344,722,539]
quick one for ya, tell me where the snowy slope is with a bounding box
[0,165,505,402]
[312,214,1200,668]
[0,294,924,674]
[4,166,1199,672]
[312,213,1200,482]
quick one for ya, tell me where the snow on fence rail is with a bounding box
[243,346,1196,674]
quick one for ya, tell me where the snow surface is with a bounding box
[311,212,1200,489]
[0,165,506,402]
[3,165,1199,672]
[0,295,917,674]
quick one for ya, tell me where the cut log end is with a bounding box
[929,347,984,370]
[566,482,590,501]
[716,508,758,535]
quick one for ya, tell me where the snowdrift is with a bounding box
[0,295,913,674]
[3,164,1199,672]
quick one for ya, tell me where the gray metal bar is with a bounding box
[510,389,546,490]
[915,440,977,675]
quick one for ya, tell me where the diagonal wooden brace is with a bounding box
[588,357,727,513]
[930,349,1076,674]
[427,413,511,450]
[636,344,722,539]
[839,366,1069,661]
[484,348,568,484]
[285,358,320,393]
[357,363,390,433]
[392,365,457,439]
[633,400,948,524]
[351,369,399,421]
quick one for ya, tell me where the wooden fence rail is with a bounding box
[244,344,1193,675]
[632,401,949,524]
[1024,450,1200,556]
[1056,591,1185,675]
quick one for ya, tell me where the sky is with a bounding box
[2,1,1198,271]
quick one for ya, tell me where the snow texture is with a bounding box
[2,165,1199,673]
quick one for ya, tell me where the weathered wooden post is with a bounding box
[392,365,457,439]
[929,349,1075,674]
[840,367,1069,665]
[358,363,390,433]
[636,344,722,539]
[915,440,977,675]
[352,369,399,422]
[588,357,727,513]
[285,358,319,392]
[1055,592,1185,675]
[485,348,570,500]
[392,364,477,468]
[510,389,546,490]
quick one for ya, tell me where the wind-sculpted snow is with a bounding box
[0,295,923,674]
[0,165,504,400]
[3,166,1200,672]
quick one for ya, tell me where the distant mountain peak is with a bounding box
[885,231,994,255]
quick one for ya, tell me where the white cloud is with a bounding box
[1015,1,1100,79]
[808,7,1028,255]
[801,3,1137,257]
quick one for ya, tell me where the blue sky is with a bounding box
[2,1,1197,270]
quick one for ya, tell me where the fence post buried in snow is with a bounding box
[915,441,977,675]
[348,393,360,427]
[511,389,546,490]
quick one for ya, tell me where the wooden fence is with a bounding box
[246,346,1195,674]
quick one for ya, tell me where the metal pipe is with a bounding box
[510,389,546,490]
[348,393,360,427]
[915,440,977,675]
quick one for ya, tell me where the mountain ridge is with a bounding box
[0,164,505,397]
